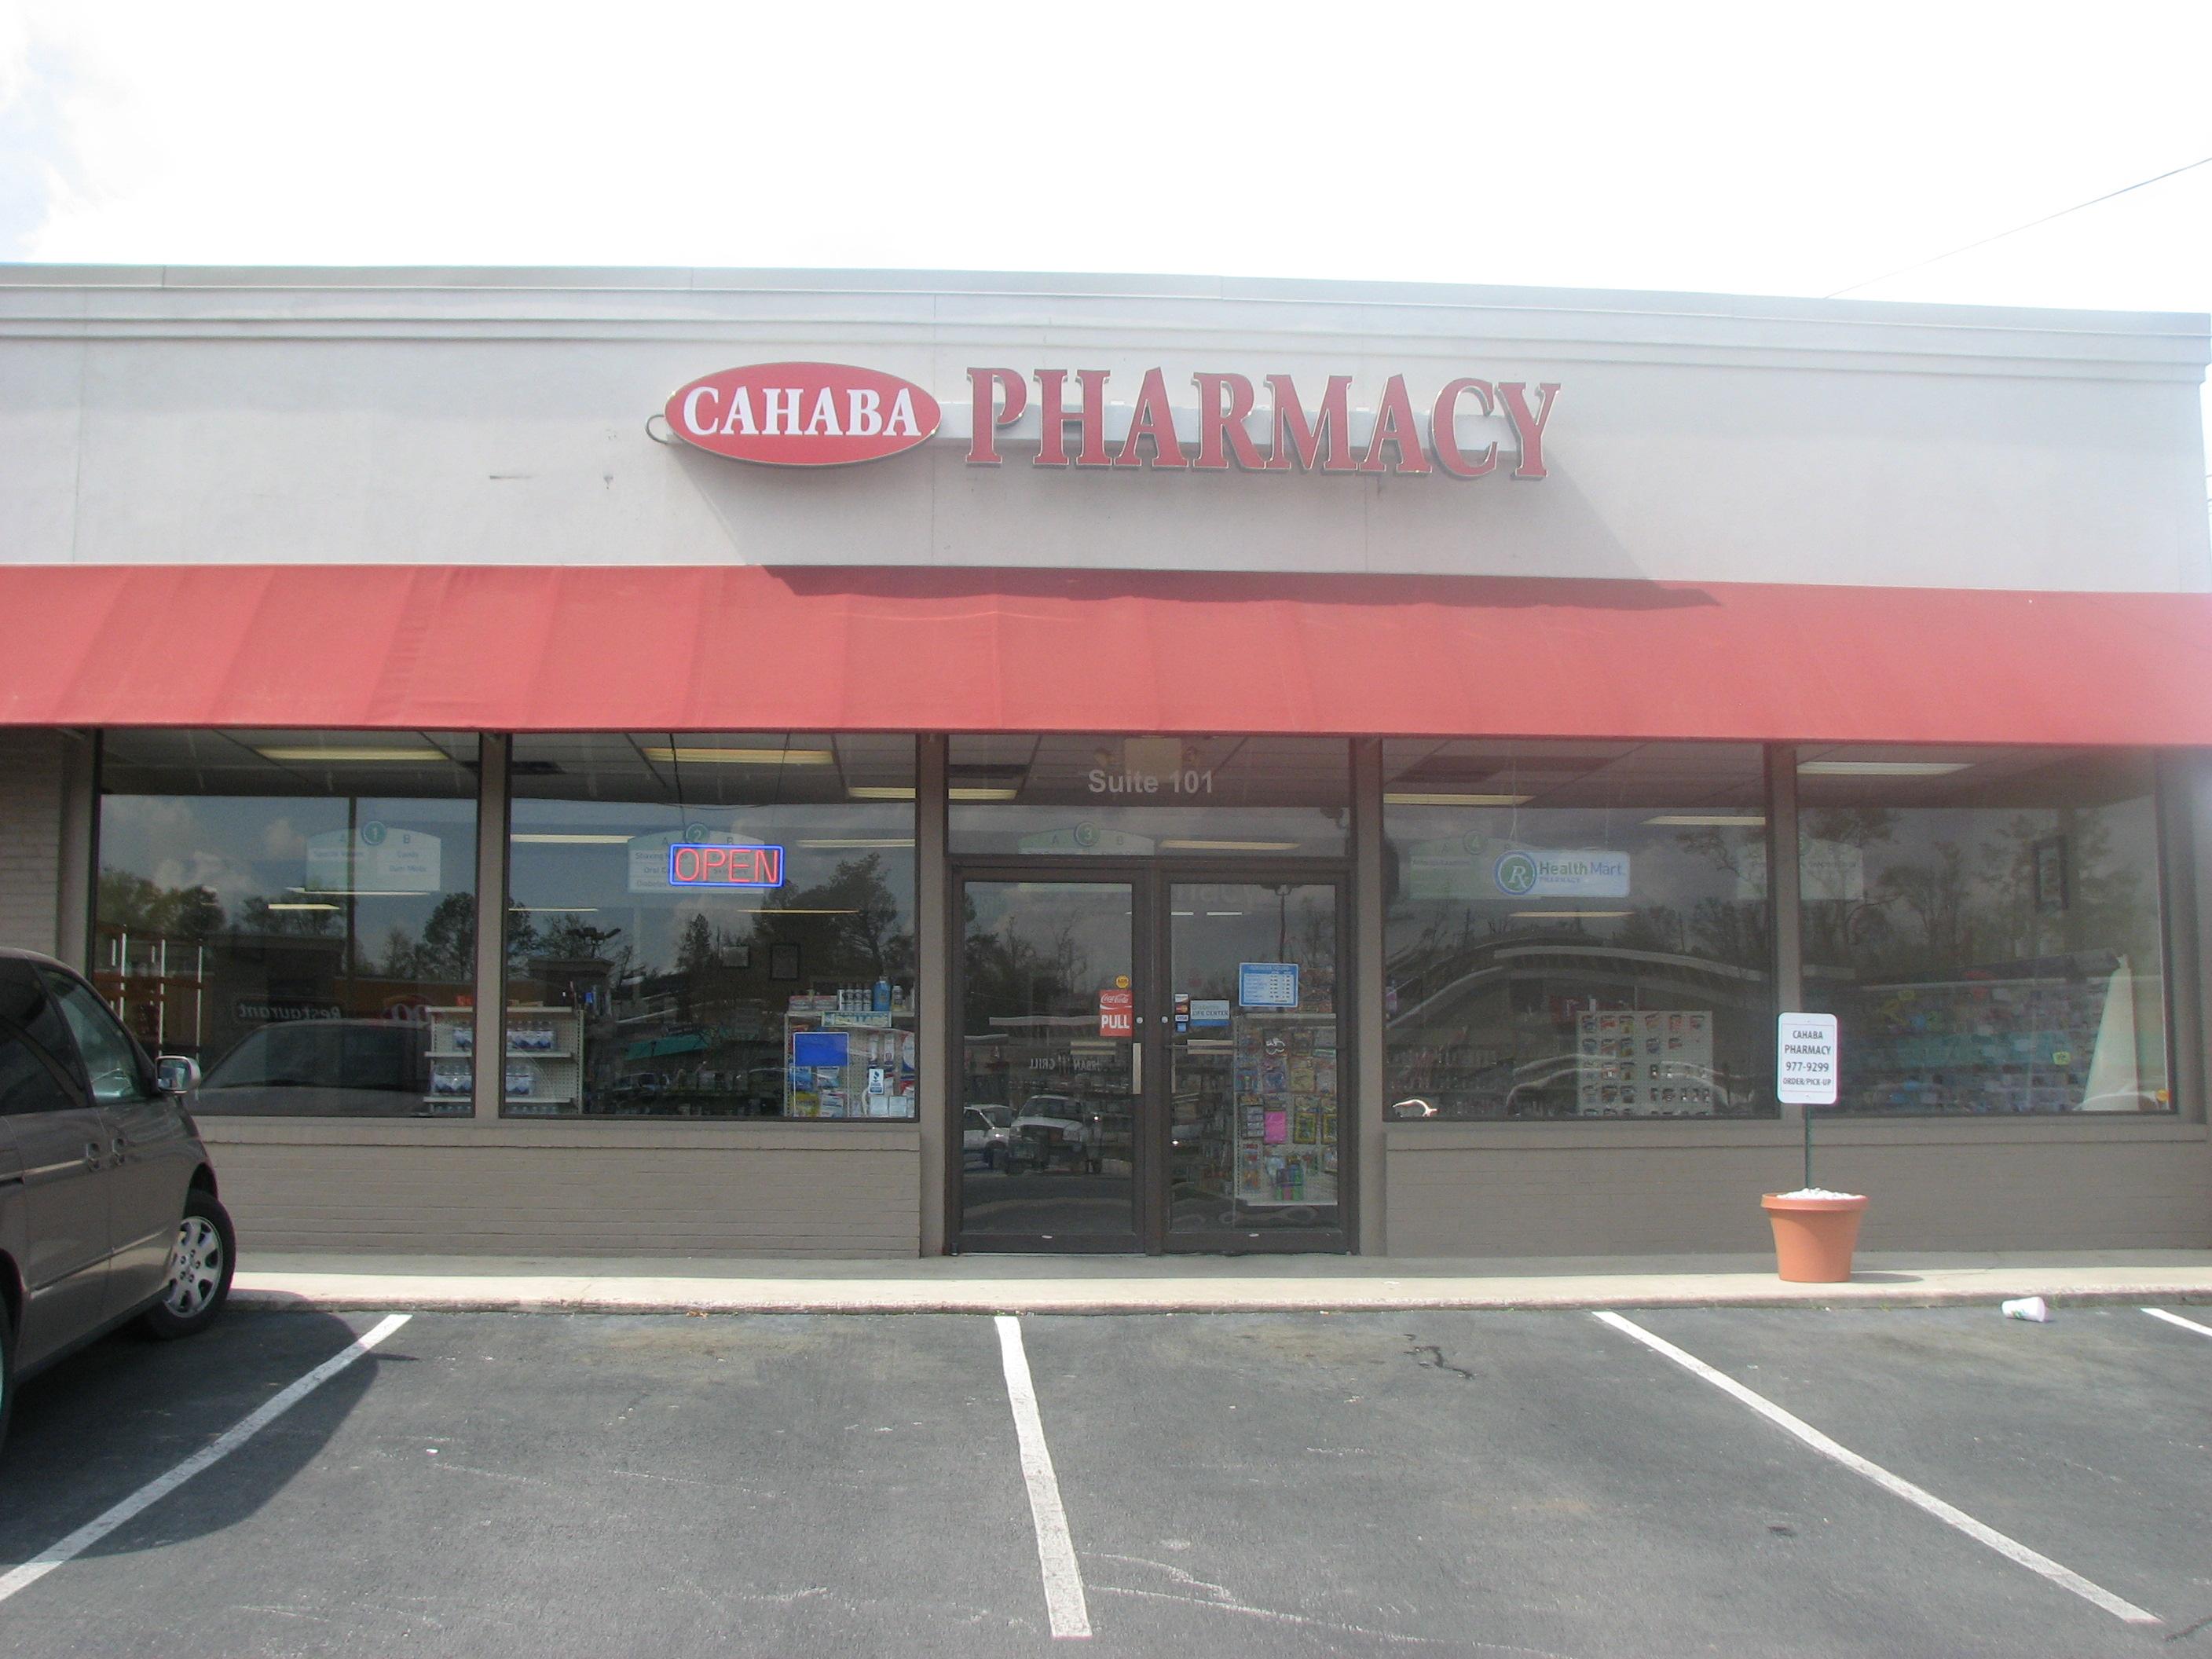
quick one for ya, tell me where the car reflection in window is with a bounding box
[195,1020,430,1116]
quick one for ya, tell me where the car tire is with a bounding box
[139,1188,236,1341]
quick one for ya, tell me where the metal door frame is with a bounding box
[947,861,1158,1254]
[947,857,1356,1254]
[1152,862,1355,1255]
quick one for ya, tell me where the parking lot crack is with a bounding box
[1085,1554,1579,1656]
[2163,1610,2212,1643]
[1405,1342,1479,1382]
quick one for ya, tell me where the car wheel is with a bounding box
[139,1189,236,1340]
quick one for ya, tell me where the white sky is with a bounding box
[2,0,2207,493]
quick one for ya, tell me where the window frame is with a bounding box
[1793,744,2179,1122]
[497,731,923,1125]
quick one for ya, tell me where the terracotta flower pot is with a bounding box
[1761,1192,1870,1283]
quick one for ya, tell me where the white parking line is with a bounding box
[994,1314,1092,1639]
[1592,1309,2159,1627]
[0,1313,412,1607]
[2142,1307,2212,1341]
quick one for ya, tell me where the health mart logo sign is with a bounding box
[1494,849,1630,898]
[665,361,1558,478]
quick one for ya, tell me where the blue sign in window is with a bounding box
[1238,962,1300,1009]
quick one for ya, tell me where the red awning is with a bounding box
[5,563,2210,745]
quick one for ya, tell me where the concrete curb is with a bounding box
[230,1281,2212,1317]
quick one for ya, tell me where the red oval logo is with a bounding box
[665,361,940,466]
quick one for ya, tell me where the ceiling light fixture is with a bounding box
[511,833,634,845]
[255,745,446,764]
[797,837,917,849]
[848,786,917,800]
[1383,791,1534,807]
[1157,839,1300,851]
[949,786,1021,801]
[265,902,339,912]
[1797,760,1970,778]
[1510,910,1635,919]
[643,746,834,766]
[1643,815,1768,827]
[285,888,428,898]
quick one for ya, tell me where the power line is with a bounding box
[1826,154,2212,298]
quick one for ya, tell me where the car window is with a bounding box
[202,1027,273,1089]
[41,969,158,1104]
[266,1025,346,1088]
[204,1022,420,1093]
[343,1026,411,1092]
[0,965,90,1113]
[0,1026,79,1115]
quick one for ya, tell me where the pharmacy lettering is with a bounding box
[663,361,1560,478]
[967,368,1559,478]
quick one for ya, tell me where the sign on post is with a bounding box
[1777,1013,1839,1106]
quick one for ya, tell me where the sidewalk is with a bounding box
[233,1248,2212,1316]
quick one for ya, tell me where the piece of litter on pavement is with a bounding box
[2001,1296,2052,1322]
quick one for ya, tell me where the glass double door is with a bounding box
[954,865,1348,1254]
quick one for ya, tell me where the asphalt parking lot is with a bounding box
[2,1302,2207,1657]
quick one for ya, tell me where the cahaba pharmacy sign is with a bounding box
[665,361,1560,477]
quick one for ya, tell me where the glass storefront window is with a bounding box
[1798,746,2170,1115]
[948,734,1350,857]
[95,730,480,1115]
[1166,881,1343,1234]
[504,733,917,1119]
[1383,741,1774,1120]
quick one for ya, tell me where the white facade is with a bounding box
[2,267,2209,1264]
[1,267,2205,591]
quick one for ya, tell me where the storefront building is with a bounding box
[2,267,2210,1259]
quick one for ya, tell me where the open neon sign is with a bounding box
[667,844,786,888]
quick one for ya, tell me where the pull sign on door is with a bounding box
[1098,987,1134,1038]
[1777,1013,1840,1106]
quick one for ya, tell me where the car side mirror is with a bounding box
[156,1055,202,1093]
[1387,1097,1437,1121]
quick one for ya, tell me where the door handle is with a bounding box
[84,1141,103,1172]
[112,1136,129,1166]
[1130,1042,1142,1093]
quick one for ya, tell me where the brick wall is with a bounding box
[0,730,65,957]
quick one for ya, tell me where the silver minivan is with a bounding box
[0,947,236,1450]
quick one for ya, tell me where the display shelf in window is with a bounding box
[782,987,917,1119]
[1229,1009,1339,1207]
[1829,959,2153,1113]
[424,1005,585,1115]
[1576,1009,1719,1116]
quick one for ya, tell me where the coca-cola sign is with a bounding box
[665,362,940,466]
